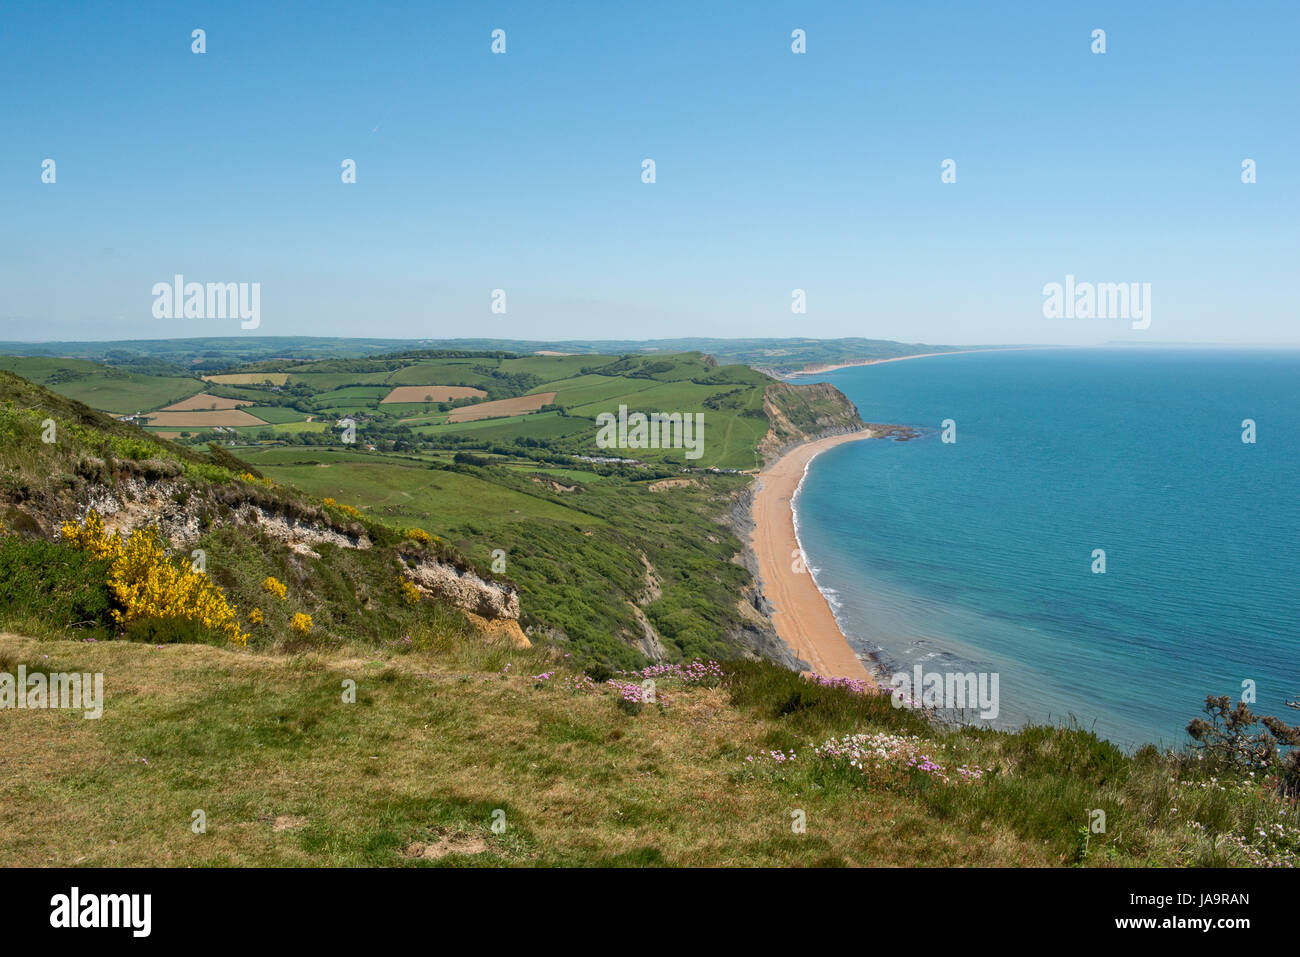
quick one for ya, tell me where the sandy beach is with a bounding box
[751,430,877,684]
[787,346,1042,377]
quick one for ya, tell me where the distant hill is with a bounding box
[0,335,992,375]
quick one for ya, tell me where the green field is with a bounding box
[248,457,605,530]
[246,406,309,424]
[0,356,203,413]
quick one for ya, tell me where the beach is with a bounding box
[751,430,876,684]
[787,347,1041,377]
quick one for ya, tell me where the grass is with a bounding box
[245,458,605,528]
[205,372,291,386]
[2,634,1292,867]
[0,356,203,413]
[246,406,309,424]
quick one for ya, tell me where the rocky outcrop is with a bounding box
[83,474,372,553]
[404,559,521,621]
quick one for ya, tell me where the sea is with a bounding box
[792,347,1299,749]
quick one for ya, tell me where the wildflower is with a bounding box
[290,613,312,635]
[62,512,248,647]
[399,578,422,605]
[262,576,287,600]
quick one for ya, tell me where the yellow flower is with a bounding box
[62,512,248,647]
[400,578,422,605]
[290,613,312,635]
[407,527,432,545]
[61,509,122,560]
[323,497,362,519]
[248,607,264,625]
[262,576,287,600]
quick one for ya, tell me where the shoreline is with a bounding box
[750,429,877,684]
[785,346,1044,378]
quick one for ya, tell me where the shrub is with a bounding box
[291,613,312,635]
[60,509,122,560]
[262,576,287,600]
[0,536,114,635]
[323,497,362,519]
[1188,694,1300,797]
[61,510,248,646]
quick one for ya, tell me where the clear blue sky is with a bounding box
[2,0,1296,345]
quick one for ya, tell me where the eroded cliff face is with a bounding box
[3,454,522,635]
[759,381,866,464]
[404,559,521,621]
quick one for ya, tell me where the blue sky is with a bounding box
[2,0,1296,345]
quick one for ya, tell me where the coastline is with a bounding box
[750,429,877,684]
[785,346,1043,378]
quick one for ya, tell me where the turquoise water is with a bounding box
[794,348,1299,749]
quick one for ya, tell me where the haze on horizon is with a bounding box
[2,1,1296,346]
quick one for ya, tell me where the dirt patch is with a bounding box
[446,392,556,423]
[381,386,488,404]
[402,834,488,859]
[160,392,253,411]
[272,815,307,831]
[462,611,531,648]
[648,478,699,493]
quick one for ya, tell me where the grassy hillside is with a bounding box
[2,632,1295,867]
[0,370,514,655]
[0,356,202,414]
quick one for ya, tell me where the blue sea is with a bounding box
[793,348,1299,749]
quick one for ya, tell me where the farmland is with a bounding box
[381,385,487,403]
[0,346,864,666]
[0,356,202,414]
[160,392,253,411]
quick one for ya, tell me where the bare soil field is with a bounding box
[144,409,268,427]
[445,392,557,423]
[160,392,254,411]
[380,385,488,404]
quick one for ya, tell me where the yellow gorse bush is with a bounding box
[290,613,312,635]
[61,509,122,560]
[238,472,274,488]
[61,510,248,647]
[406,527,431,545]
[262,576,287,600]
[248,607,264,625]
[400,578,422,605]
[323,497,363,519]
